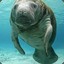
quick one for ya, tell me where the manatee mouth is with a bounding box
[15,15,34,29]
[16,15,32,24]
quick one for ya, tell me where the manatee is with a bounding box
[10,0,58,64]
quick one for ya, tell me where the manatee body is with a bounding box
[10,0,58,64]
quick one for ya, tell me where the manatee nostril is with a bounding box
[21,11,27,15]
[17,10,27,17]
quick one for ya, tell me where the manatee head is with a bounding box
[11,0,44,29]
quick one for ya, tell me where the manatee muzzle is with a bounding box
[15,10,36,28]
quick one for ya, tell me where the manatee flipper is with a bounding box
[47,47,58,63]
[43,17,58,63]
[11,30,25,55]
[33,48,58,64]
[44,23,53,56]
[33,49,51,64]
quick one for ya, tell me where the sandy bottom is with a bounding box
[0,49,64,64]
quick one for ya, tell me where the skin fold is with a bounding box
[10,0,58,64]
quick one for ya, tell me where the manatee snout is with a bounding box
[16,11,32,24]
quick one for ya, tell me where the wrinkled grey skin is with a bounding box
[10,0,58,64]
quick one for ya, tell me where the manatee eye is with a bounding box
[31,3,37,9]
[14,4,18,9]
